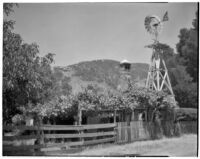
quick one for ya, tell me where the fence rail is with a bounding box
[3,123,116,156]
[44,131,115,139]
[4,123,116,131]
[4,125,38,131]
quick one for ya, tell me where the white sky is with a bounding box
[7,2,197,66]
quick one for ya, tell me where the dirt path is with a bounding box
[73,134,197,157]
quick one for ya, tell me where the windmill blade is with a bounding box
[144,15,162,35]
[144,16,152,33]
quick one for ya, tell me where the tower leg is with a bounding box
[162,59,175,96]
[155,58,160,91]
[146,58,175,102]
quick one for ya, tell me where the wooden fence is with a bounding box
[116,121,151,143]
[3,123,116,156]
[115,121,197,144]
[3,121,197,156]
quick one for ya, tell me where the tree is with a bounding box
[3,3,18,16]
[51,68,72,97]
[174,82,197,108]
[172,65,197,108]
[176,11,198,82]
[61,77,72,95]
[171,10,198,108]
[3,4,56,124]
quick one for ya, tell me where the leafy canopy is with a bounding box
[3,3,58,123]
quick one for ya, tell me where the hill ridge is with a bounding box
[54,59,149,94]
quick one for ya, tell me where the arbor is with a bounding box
[124,82,178,138]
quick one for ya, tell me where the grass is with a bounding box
[72,134,197,157]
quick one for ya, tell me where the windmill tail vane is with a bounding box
[162,11,169,22]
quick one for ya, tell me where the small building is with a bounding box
[120,59,131,71]
[117,59,132,91]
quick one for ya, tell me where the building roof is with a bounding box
[120,59,130,64]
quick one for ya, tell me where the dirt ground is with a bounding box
[72,134,197,157]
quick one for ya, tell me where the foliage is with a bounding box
[146,42,175,62]
[11,114,25,125]
[165,55,197,109]
[173,82,197,108]
[3,3,18,16]
[3,3,57,124]
[19,95,76,120]
[76,84,134,114]
[170,11,198,108]
[124,82,177,110]
[32,83,177,120]
[61,77,72,95]
[176,11,198,82]
[175,108,197,121]
[52,68,72,96]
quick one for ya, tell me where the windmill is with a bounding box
[144,12,175,101]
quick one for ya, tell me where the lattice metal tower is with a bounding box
[144,12,175,98]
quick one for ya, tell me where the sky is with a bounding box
[7,2,197,66]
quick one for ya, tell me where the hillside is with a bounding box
[55,59,149,94]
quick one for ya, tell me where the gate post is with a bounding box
[114,110,116,123]
[78,109,82,126]
[127,113,131,143]
[38,116,44,145]
[114,110,118,143]
[78,108,84,143]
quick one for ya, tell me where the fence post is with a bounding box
[127,113,131,143]
[145,110,148,122]
[78,108,84,144]
[114,110,117,143]
[78,109,82,125]
[34,124,42,154]
[38,117,44,145]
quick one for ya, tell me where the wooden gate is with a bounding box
[116,121,150,143]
